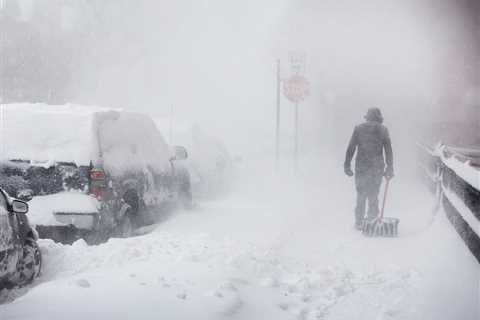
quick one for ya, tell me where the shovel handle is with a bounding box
[379,178,390,220]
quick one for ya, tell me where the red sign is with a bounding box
[283,75,309,103]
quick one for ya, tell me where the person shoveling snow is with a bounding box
[344,108,394,230]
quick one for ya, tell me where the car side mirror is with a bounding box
[12,200,29,214]
[172,145,188,160]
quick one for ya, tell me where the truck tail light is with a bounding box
[90,168,106,200]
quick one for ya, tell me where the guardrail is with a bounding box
[417,143,480,263]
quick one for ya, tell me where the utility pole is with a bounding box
[169,104,174,144]
[275,59,281,170]
[284,51,309,173]
[0,10,4,159]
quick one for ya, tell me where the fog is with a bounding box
[1,2,480,318]
[1,0,479,157]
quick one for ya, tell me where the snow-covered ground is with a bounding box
[0,158,478,320]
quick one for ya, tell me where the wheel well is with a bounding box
[26,230,35,239]
[176,168,191,190]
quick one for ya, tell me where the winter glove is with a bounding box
[344,167,354,177]
[384,167,394,180]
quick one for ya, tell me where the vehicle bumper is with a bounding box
[35,225,94,244]
[53,212,98,230]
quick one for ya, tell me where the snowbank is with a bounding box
[0,161,479,319]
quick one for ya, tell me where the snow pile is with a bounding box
[1,103,103,166]
[27,192,100,228]
[0,230,421,320]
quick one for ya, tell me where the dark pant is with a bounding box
[355,168,383,223]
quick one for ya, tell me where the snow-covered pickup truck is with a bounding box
[0,104,191,244]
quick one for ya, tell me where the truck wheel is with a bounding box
[178,171,193,208]
[122,189,139,231]
[179,188,193,209]
[16,238,42,286]
[123,189,139,214]
[119,214,133,238]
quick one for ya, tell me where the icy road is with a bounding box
[1,161,479,320]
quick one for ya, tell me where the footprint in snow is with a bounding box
[176,292,187,300]
[278,302,290,311]
[210,281,237,299]
[76,279,91,288]
[157,277,171,288]
[259,277,279,288]
[219,281,238,292]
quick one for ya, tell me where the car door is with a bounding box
[0,191,20,279]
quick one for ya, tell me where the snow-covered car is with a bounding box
[153,119,234,197]
[0,188,41,290]
[0,104,191,243]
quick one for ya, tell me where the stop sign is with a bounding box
[283,75,309,103]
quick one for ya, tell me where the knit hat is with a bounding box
[364,107,383,123]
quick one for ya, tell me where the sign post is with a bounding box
[282,73,309,171]
[278,52,309,172]
[294,102,299,171]
[275,59,281,171]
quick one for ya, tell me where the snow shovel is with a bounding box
[362,178,399,237]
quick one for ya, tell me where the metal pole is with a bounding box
[169,104,174,144]
[0,14,4,159]
[0,104,3,159]
[275,59,281,170]
[294,102,298,172]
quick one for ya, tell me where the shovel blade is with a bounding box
[362,217,399,237]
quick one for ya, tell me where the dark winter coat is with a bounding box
[344,120,393,174]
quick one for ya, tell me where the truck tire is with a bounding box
[177,169,193,208]
[118,213,133,238]
[15,238,42,286]
[123,189,139,214]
